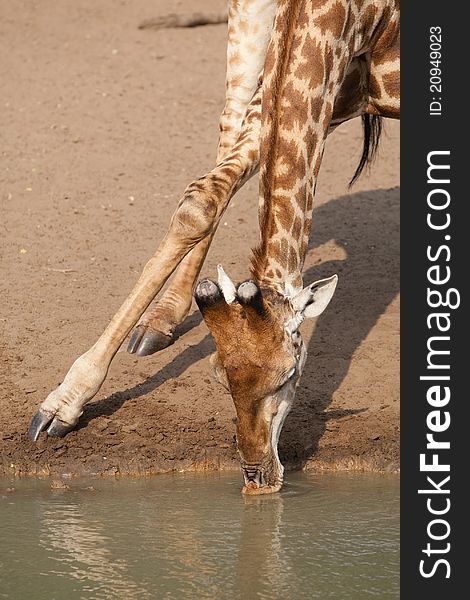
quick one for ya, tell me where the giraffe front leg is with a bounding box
[217,0,276,161]
[28,187,225,440]
[127,82,265,357]
[124,2,276,358]
[29,96,261,441]
[127,234,214,356]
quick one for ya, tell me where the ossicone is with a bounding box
[237,280,266,316]
[194,279,223,311]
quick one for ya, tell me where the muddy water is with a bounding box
[0,473,398,599]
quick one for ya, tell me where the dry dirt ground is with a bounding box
[0,0,399,477]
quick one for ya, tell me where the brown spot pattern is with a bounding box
[383,70,400,98]
[315,0,347,38]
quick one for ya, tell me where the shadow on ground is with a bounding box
[279,186,399,467]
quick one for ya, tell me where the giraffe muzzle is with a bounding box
[241,461,283,495]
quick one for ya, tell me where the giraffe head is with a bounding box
[195,266,337,494]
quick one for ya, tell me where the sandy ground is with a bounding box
[0,0,399,477]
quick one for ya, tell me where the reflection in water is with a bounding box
[40,502,149,599]
[0,472,399,600]
[237,494,287,599]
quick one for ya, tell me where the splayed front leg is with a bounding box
[29,196,217,441]
[29,213,209,440]
[29,91,261,440]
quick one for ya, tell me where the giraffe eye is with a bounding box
[287,368,296,380]
[275,368,296,392]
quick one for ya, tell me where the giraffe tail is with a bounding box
[349,114,383,187]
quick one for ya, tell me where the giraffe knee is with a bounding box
[173,190,219,243]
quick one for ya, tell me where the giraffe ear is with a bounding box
[195,279,224,312]
[292,275,338,319]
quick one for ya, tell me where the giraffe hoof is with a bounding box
[29,410,77,441]
[127,325,174,356]
[47,418,76,438]
[28,409,53,441]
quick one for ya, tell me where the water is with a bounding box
[0,472,399,599]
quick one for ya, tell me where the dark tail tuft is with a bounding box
[349,114,383,187]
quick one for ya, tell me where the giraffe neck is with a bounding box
[250,0,397,297]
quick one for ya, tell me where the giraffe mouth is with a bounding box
[240,462,283,495]
[242,481,283,495]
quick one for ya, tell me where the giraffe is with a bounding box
[29,0,400,494]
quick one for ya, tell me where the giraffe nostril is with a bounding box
[242,464,264,487]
